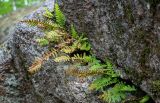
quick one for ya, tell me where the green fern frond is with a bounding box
[55,3,66,27]
[36,38,49,46]
[99,90,126,103]
[45,31,62,42]
[71,24,79,39]
[71,53,93,63]
[89,77,118,91]
[105,60,118,77]
[79,42,91,51]
[54,55,70,62]
[43,7,54,19]
[89,63,107,70]
[139,95,150,103]
[99,82,136,103]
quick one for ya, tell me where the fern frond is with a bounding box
[66,67,107,78]
[139,95,150,103]
[105,60,118,77]
[43,7,54,19]
[21,19,61,30]
[89,63,107,70]
[89,77,118,91]
[42,49,58,61]
[45,31,62,42]
[79,42,91,51]
[60,46,76,54]
[36,38,49,46]
[70,24,79,39]
[28,49,58,74]
[54,29,69,39]
[55,3,66,27]
[28,58,43,74]
[71,53,93,63]
[54,55,70,62]
[99,83,136,103]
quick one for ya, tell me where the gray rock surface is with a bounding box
[0,0,101,103]
[0,4,40,44]
[60,0,160,102]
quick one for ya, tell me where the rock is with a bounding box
[0,4,40,44]
[0,0,102,103]
[60,0,160,102]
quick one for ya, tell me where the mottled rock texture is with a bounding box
[0,0,101,103]
[60,0,160,102]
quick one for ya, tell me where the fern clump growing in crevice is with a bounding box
[21,2,151,103]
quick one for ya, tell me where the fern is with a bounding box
[36,38,49,46]
[99,83,136,103]
[54,55,70,62]
[28,49,58,74]
[139,95,150,103]
[89,77,118,91]
[105,60,118,77]
[79,42,91,51]
[55,3,66,27]
[71,53,93,63]
[66,67,107,78]
[71,24,79,39]
[42,49,58,61]
[89,63,107,70]
[21,19,61,30]
[45,31,62,42]
[28,58,43,74]
[43,7,54,19]
[60,46,76,54]
[24,3,143,103]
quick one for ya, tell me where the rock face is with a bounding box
[60,0,160,102]
[0,0,101,103]
[0,0,160,102]
[0,4,40,44]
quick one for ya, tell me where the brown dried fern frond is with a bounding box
[21,19,61,30]
[66,67,107,78]
[28,58,43,74]
[55,38,73,49]
[42,49,58,61]
[28,49,58,74]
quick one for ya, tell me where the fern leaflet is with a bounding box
[55,3,66,27]
[71,24,79,39]
[54,55,70,62]
[43,7,54,19]
[36,38,49,46]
